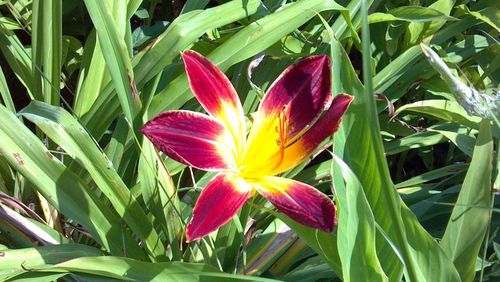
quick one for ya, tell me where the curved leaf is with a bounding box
[19,101,165,259]
[20,256,278,281]
[332,155,387,281]
[441,120,493,281]
[0,104,145,258]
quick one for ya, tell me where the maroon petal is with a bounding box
[242,56,333,171]
[141,110,235,171]
[272,94,354,174]
[259,55,332,140]
[186,173,253,242]
[254,177,336,232]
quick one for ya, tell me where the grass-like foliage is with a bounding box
[0,0,498,281]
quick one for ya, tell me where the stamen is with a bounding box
[273,108,288,170]
[241,108,289,176]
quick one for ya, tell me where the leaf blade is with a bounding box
[441,119,494,281]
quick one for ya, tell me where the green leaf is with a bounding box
[103,115,129,170]
[373,17,480,102]
[75,0,132,117]
[332,2,461,279]
[460,5,499,32]
[132,21,170,50]
[0,25,37,100]
[0,203,62,246]
[0,244,102,280]
[403,0,455,47]
[83,0,141,126]
[0,65,14,112]
[282,256,337,281]
[149,0,345,116]
[181,0,210,14]
[330,31,404,282]
[61,35,83,77]
[420,43,499,120]
[275,214,342,276]
[82,0,264,138]
[137,139,182,259]
[134,7,149,19]
[0,16,22,30]
[369,6,456,24]
[32,0,62,105]
[0,104,145,258]
[395,99,483,130]
[74,31,110,117]
[384,129,447,155]
[395,163,468,189]
[429,128,476,157]
[332,155,387,281]
[19,101,166,259]
[244,220,297,276]
[3,272,67,281]
[21,256,278,281]
[385,123,475,157]
[441,120,494,282]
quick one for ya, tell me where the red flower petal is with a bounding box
[186,173,253,242]
[182,51,246,153]
[141,110,235,171]
[259,55,332,140]
[272,94,353,174]
[253,177,336,232]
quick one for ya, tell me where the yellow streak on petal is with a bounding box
[235,176,255,194]
[240,113,283,177]
[224,172,255,194]
[216,127,239,169]
[216,101,245,162]
[245,176,290,195]
[241,128,312,177]
[271,139,310,175]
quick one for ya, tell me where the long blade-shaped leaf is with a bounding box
[0,244,102,280]
[330,36,404,282]
[0,203,58,245]
[19,101,165,259]
[332,1,461,279]
[16,256,278,281]
[441,120,493,281]
[275,214,342,276]
[0,25,37,99]
[74,31,110,116]
[0,65,15,112]
[32,0,62,105]
[149,0,345,116]
[83,0,141,126]
[332,155,387,281]
[75,0,129,117]
[395,100,482,130]
[82,0,264,137]
[137,138,182,259]
[0,104,145,259]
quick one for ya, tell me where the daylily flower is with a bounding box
[141,51,353,242]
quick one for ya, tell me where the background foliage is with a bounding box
[0,0,498,281]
